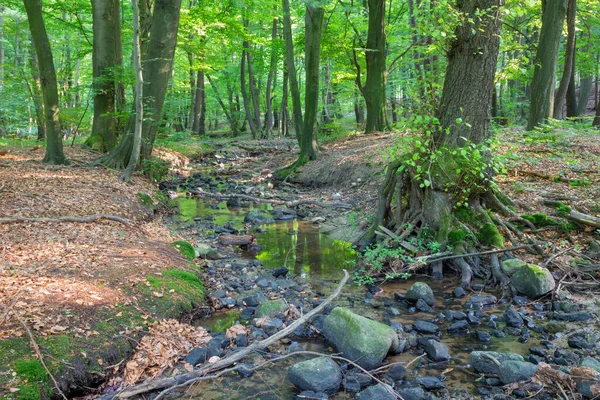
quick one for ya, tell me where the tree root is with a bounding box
[98,270,349,400]
[188,188,352,209]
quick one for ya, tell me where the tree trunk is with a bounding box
[91,0,119,151]
[27,33,45,140]
[265,16,278,137]
[23,0,67,165]
[195,70,206,135]
[187,52,196,129]
[297,5,324,164]
[121,0,143,182]
[280,69,289,136]
[364,0,388,133]
[527,0,568,130]
[206,73,239,136]
[565,66,577,117]
[282,0,303,140]
[102,0,182,169]
[114,0,125,123]
[240,47,258,138]
[246,46,262,137]
[594,97,600,127]
[576,75,593,116]
[0,7,4,91]
[553,0,576,119]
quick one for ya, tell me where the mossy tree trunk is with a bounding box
[369,0,506,288]
[102,0,182,170]
[553,0,576,120]
[23,0,68,165]
[526,0,568,130]
[282,0,303,141]
[363,0,388,134]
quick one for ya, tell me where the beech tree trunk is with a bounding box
[23,0,67,165]
[240,47,258,138]
[27,33,45,140]
[298,5,324,164]
[576,75,593,116]
[0,7,4,92]
[527,0,568,130]
[265,16,278,137]
[282,0,303,140]
[553,0,576,119]
[364,0,388,133]
[91,0,119,151]
[102,0,182,169]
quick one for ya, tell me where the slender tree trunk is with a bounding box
[240,47,258,137]
[553,0,576,119]
[280,69,289,136]
[27,33,45,140]
[91,0,119,151]
[14,17,20,71]
[187,52,196,129]
[121,0,143,182]
[594,96,600,127]
[527,0,568,130]
[0,7,4,92]
[195,70,206,135]
[265,16,278,137]
[565,66,577,117]
[282,0,303,140]
[246,47,262,137]
[364,0,388,133]
[576,75,593,116]
[206,73,238,136]
[114,0,125,127]
[23,0,67,164]
[298,5,324,163]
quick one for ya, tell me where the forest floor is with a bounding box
[1,124,600,399]
[0,147,206,399]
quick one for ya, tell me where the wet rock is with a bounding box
[288,342,304,353]
[529,347,546,357]
[389,322,404,333]
[387,307,401,317]
[467,312,481,325]
[447,320,469,333]
[416,299,434,313]
[240,307,255,320]
[405,282,435,306]
[453,287,467,298]
[498,360,538,384]
[356,383,396,400]
[343,371,372,393]
[412,320,440,335]
[416,376,445,389]
[425,339,450,362]
[470,351,524,375]
[504,306,524,328]
[255,299,288,318]
[501,258,526,276]
[510,264,555,298]
[288,357,342,395]
[235,334,248,347]
[513,296,529,305]
[220,297,236,307]
[261,317,284,336]
[551,312,592,322]
[236,363,253,378]
[323,307,400,370]
[213,290,226,298]
[272,267,289,278]
[388,364,406,380]
[226,197,242,208]
[297,391,328,399]
[397,387,425,400]
[465,295,497,308]
[581,357,600,373]
[243,209,275,225]
[444,310,467,321]
[476,331,491,342]
[472,283,485,291]
[184,347,207,366]
[394,292,405,301]
[569,334,592,349]
[366,284,383,295]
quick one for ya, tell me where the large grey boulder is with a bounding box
[510,264,555,298]
[323,307,399,370]
[498,360,538,384]
[287,357,342,395]
[405,282,435,306]
[470,351,524,375]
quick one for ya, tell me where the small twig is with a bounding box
[426,245,531,264]
[542,246,575,267]
[17,317,69,400]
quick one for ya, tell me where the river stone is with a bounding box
[288,356,342,395]
[470,351,525,375]
[417,376,445,389]
[504,306,524,328]
[501,258,526,276]
[581,357,600,373]
[465,295,497,308]
[323,307,400,370]
[412,320,440,334]
[498,360,538,384]
[425,339,450,362]
[255,299,287,318]
[448,320,469,332]
[397,387,426,400]
[510,264,555,298]
[405,282,435,306]
[356,383,396,400]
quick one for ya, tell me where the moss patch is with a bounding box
[478,222,505,248]
[172,240,196,261]
[142,268,204,317]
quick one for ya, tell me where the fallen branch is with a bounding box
[218,235,255,246]
[188,188,352,209]
[99,270,350,399]
[567,211,600,229]
[18,317,68,400]
[0,214,131,227]
[425,245,532,264]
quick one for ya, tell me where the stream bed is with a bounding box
[165,187,598,400]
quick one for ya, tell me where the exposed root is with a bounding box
[454,243,473,289]
[490,253,511,294]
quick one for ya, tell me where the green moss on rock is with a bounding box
[510,264,555,298]
[172,240,196,261]
[478,223,505,248]
[255,299,288,318]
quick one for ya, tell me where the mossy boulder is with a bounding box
[470,351,524,375]
[501,258,526,276]
[255,299,287,318]
[323,307,400,370]
[499,360,538,384]
[510,264,555,298]
[405,282,435,306]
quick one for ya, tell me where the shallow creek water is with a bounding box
[174,197,539,399]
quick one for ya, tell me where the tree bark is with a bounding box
[240,47,258,138]
[246,46,262,137]
[527,0,568,130]
[206,73,239,136]
[121,0,143,182]
[91,0,119,151]
[23,0,68,165]
[298,5,324,164]
[102,0,182,169]
[27,32,45,140]
[193,70,206,135]
[576,75,593,116]
[553,0,576,119]
[0,7,4,92]
[565,66,577,117]
[364,0,388,133]
[114,0,125,122]
[594,96,600,127]
[282,0,303,140]
[265,16,278,137]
